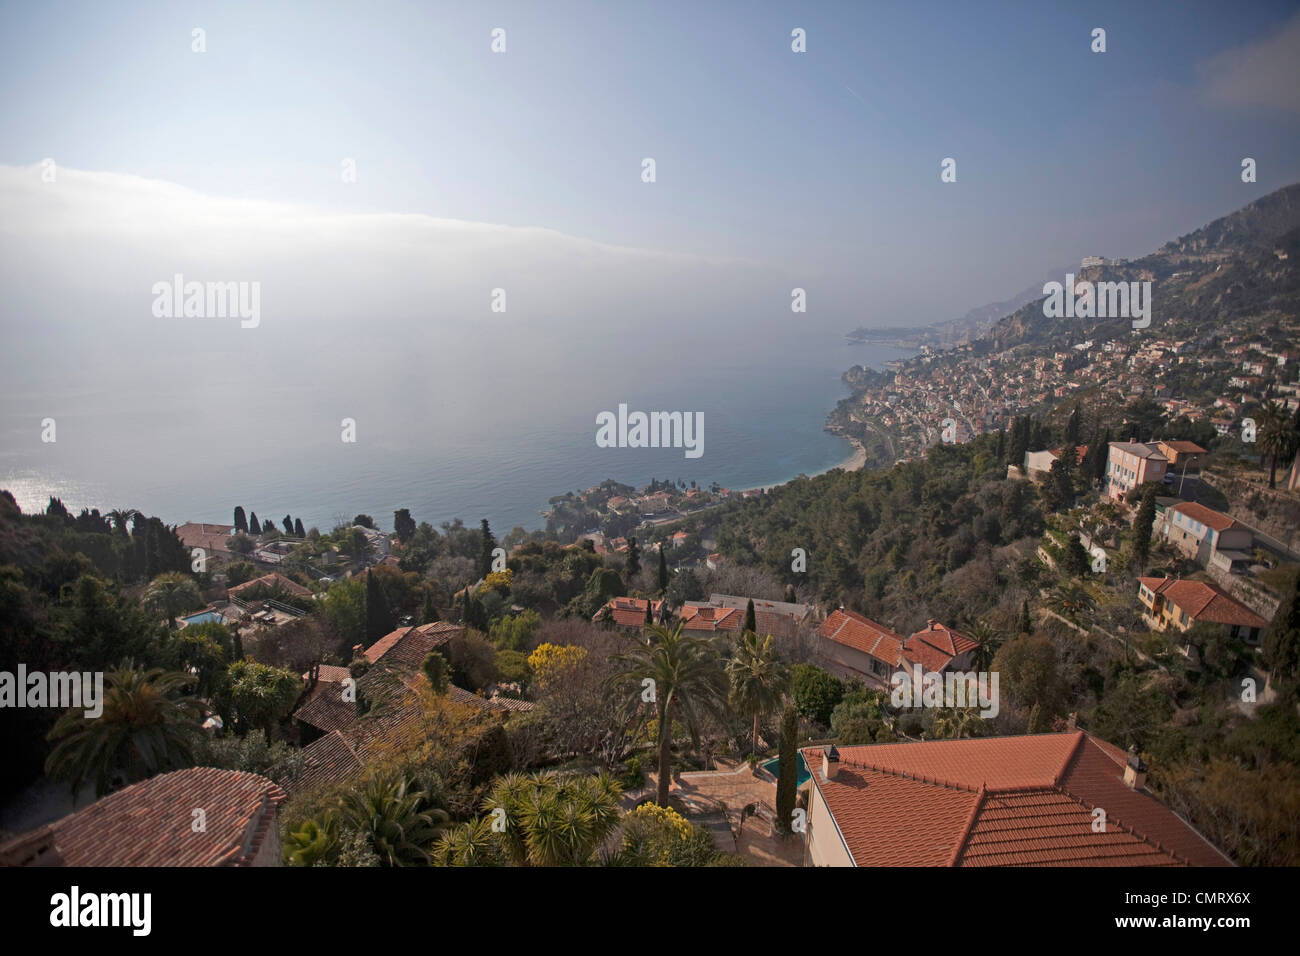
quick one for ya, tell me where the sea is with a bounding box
[0,329,911,535]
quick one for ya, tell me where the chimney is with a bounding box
[822,745,840,781]
[1067,711,1077,729]
[1123,745,1147,790]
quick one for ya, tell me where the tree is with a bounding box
[967,618,1003,671]
[434,771,621,867]
[626,537,641,578]
[1019,598,1033,636]
[1047,581,1096,625]
[422,651,449,695]
[365,570,396,643]
[108,507,140,535]
[1130,485,1158,571]
[262,519,274,534]
[479,519,497,580]
[1064,405,1081,448]
[226,659,302,739]
[394,508,416,543]
[992,633,1064,716]
[281,515,292,535]
[775,706,799,834]
[247,511,260,537]
[294,518,306,539]
[726,631,789,756]
[143,571,202,628]
[233,506,248,534]
[353,514,375,529]
[420,589,440,626]
[45,662,201,797]
[744,599,757,635]
[657,546,669,594]
[790,663,844,725]
[1064,532,1090,577]
[339,771,450,867]
[1258,400,1299,489]
[1263,571,1300,691]
[610,623,728,806]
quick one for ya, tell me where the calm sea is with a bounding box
[0,329,910,534]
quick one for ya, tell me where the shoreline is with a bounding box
[738,434,868,494]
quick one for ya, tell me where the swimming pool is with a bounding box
[181,610,222,626]
[761,753,810,787]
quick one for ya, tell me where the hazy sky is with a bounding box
[2,0,1300,329]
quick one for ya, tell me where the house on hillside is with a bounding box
[1137,576,1268,646]
[814,611,979,689]
[800,733,1231,867]
[1104,441,1168,500]
[594,596,667,628]
[1158,501,1254,572]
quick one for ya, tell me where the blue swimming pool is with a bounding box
[182,610,221,626]
[761,753,810,787]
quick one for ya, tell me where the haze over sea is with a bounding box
[1,315,908,533]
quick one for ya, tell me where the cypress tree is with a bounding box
[294,518,305,538]
[479,519,496,579]
[248,512,260,537]
[626,537,641,577]
[365,570,395,642]
[645,599,653,625]
[283,515,294,535]
[744,598,757,634]
[1263,572,1300,691]
[1019,599,1032,636]
[420,589,439,625]
[775,705,799,835]
[234,506,248,534]
[262,519,274,534]
[657,545,669,594]
[1130,485,1158,572]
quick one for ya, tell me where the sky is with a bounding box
[2,0,1299,331]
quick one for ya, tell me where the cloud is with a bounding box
[1198,11,1300,113]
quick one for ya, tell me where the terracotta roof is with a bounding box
[803,733,1231,867]
[0,768,285,867]
[1159,440,1206,454]
[1167,501,1239,533]
[1137,577,1268,628]
[293,730,363,793]
[818,609,905,665]
[596,597,664,627]
[680,604,744,631]
[362,622,461,666]
[903,621,980,672]
[229,572,313,599]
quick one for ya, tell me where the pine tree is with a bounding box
[744,598,757,634]
[657,546,669,594]
[775,705,799,835]
[626,537,641,577]
[234,506,248,534]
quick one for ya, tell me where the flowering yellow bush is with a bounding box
[526,642,588,688]
[626,803,692,841]
[478,569,514,595]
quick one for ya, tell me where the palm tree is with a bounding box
[107,507,139,535]
[1258,400,1300,489]
[433,771,622,867]
[44,661,201,797]
[283,818,338,866]
[966,618,1003,671]
[1047,581,1096,625]
[143,571,202,628]
[338,771,450,867]
[609,622,729,806]
[726,631,789,756]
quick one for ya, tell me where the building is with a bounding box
[801,733,1231,867]
[1158,501,1253,571]
[1156,440,1207,473]
[678,594,814,640]
[0,768,286,866]
[1137,576,1269,645]
[815,611,979,689]
[1104,441,1168,500]
[594,596,666,627]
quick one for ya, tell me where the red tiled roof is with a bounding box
[1159,440,1206,454]
[680,604,744,631]
[0,768,285,867]
[803,733,1231,867]
[362,621,461,666]
[818,609,905,665]
[903,621,980,671]
[1138,577,1268,628]
[1167,501,1239,533]
[596,597,664,627]
[229,572,313,599]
